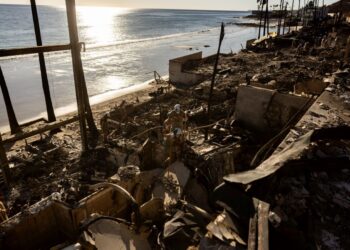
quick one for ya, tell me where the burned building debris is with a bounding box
[1,2,350,250]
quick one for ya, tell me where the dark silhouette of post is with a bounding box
[81,72,99,136]
[0,67,20,134]
[30,0,56,123]
[263,2,268,36]
[66,0,99,150]
[266,0,270,34]
[0,133,10,186]
[289,0,295,32]
[278,0,284,35]
[205,23,225,140]
[258,2,264,39]
[66,0,88,151]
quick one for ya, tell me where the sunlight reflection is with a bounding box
[78,7,129,45]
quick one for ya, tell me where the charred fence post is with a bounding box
[30,0,56,123]
[258,2,264,39]
[0,67,20,134]
[283,2,288,35]
[65,0,88,151]
[266,0,270,35]
[205,23,225,140]
[81,72,99,137]
[278,0,285,35]
[289,0,295,33]
[0,133,10,187]
[263,1,268,36]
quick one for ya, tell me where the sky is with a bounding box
[0,0,340,11]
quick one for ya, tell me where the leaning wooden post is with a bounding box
[0,133,10,187]
[30,0,57,123]
[65,0,88,151]
[205,23,225,140]
[0,67,21,134]
[81,73,99,137]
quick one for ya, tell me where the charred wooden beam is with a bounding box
[205,23,225,140]
[0,44,73,57]
[0,133,10,186]
[65,0,89,151]
[3,116,79,144]
[0,67,21,134]
[30,0,56,122]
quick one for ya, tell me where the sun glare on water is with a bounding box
[77,6,129,45]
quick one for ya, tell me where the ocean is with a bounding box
[0,5,258,131]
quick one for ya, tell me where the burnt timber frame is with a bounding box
[0,0,98,186]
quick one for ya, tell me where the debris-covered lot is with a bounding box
[1,16,350,250]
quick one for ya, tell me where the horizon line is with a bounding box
[0,3,252,12]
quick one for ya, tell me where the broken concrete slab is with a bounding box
[234,86,311,136]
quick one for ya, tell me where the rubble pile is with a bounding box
[1,16,350,250]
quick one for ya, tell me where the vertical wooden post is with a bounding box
[30,0,56,123]
[0,133,10,187]
[289,0,295,33]
[265,0,269,35]
[258,3,263,39]
[81,73,99,136]
[263,3,268,36]
[278,0,284,35]
[205,23,225,140]
[65,0,88,151]
[0,67,20,134]
[283,2,288,35]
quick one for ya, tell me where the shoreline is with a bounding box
[0,78,159,134]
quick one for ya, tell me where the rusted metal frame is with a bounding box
[65,0,89,151]
[30,0,56,123]
[0,44,74,57]
[2,116,79,144]
[0,67,21,134]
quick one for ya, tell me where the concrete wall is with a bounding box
[234,86,310,135]
[169,52,208,86]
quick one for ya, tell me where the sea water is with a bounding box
[0,5,258,131]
